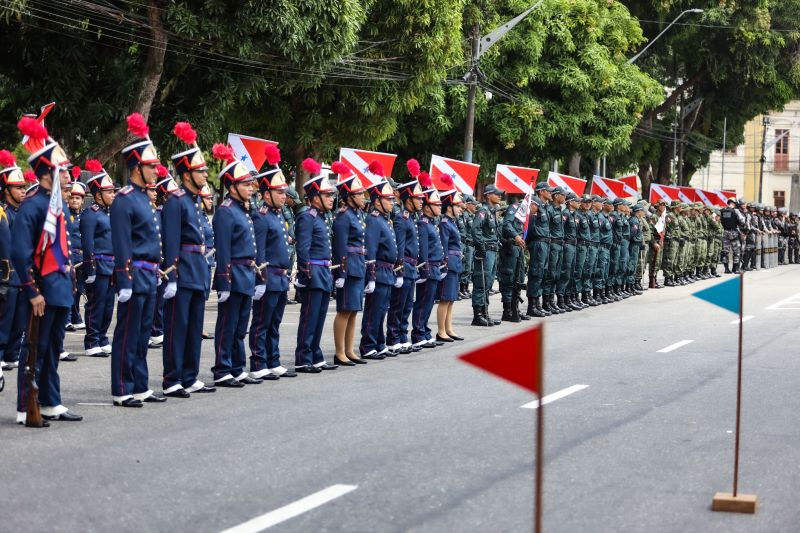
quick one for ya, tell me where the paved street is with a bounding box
[1,266,799,532]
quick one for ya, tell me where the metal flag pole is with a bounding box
[534,324,544,533]
[733,272,743,496]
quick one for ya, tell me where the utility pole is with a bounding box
[758,116,769,203]
[671,121,677,184]
[720,116,727,190]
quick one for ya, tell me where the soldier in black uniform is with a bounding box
[788,212,799,263]
[719,198,745,273]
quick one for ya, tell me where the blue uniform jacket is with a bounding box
[11,187,73,306]
[162,188,209,292]
[80,203,114,277]
[200,213,214,269]
[332,206,366,280]
[609,212,622,244]
[526,198,551,242]
[598,212,613,244]
[68,208,82,265]
[548,204,564,239]
[365,209,398,285]
[212,196,256,295]
[439,215,462,274]
[295,206,333,291]
[254,204,291,292]
[0,207,10,284]
[417,215,444,280]
[393,209,419,281]
[110,183,162,294]
[4,204,21,286]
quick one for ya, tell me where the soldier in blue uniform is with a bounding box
[543,186,566,314]
[559,192,584,311]
[148,170,178,350]
[110,113,168,407]
[81,163,116,357]
[0,150,30,373]
[330,163,368,364]
[66,178,86,333]
[198,184,215,339]
[249,150,298,379]
[209,145,262,387]
[576,195,598,307]
[435,180,464,342]
[0,200,8,391]
[294,158,338,373]
[411,173,445,349]
[525,183,553,317]
[385,166,424,354]
[471,183,504,326]
[359,178,399,358]
[12,119,82,423]
[594,199,614,304]
[160,123,217,398]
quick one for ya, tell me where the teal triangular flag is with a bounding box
[692,276,741,315]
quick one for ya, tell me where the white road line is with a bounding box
[765,291,800,310]
[730,315,754,324]
[521,384,589,410]
[219,484,357,533]
[657,340,694,353]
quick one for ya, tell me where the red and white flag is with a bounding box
[649,184,680,204]
[227,133,278,174]
[430,155,480,194]
[715,189,737,205]
[696,189,728,207]
[495,164,538,194]
[590,176,626,199]
[618,175,639,197]
[678,186,697,203]
[339,148,397,185]
[547,172,586,196]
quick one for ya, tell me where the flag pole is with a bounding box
[732,272,743,496]
[534,325,544,533]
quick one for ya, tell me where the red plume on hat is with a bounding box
[173,122,197,145]
[84,159,103,173]
[23,169,37,183]
[17,117,49,142]
[0,150,16,168]
[418,171,432,188]
[302,158,321,175]
[264,144,281,167]
[156,164,169,178]
[212,143,236,164]
[367,160,385,178]
[440,174,454,189]
[126,113,149,138]
[71,166,82,179]
[406,159,420,178]
[330,161,350,176]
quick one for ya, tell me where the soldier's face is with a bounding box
[99,190,115,206]
[412,197,423,211]
[266,189,287,209]
[140,163,159,185]
[190,169,208,188]
[429,203,442,217]
[351,192,366,210]
[68,195,83,210]
[146,188,157,202]
[321,192,335,211]
[5,185,25,205]
[486,192,501,205]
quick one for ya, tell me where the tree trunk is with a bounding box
[567,152,581,178]
[638,163,652,199]
[294,144,307,202]
[95,0,167,166]
[655,144,673,184]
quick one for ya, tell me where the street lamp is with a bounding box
[627,9,704,65]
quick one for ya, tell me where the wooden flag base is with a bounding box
[712,492,757,514]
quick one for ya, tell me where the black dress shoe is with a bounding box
[295,366,322,374]
[260,373,280,381]
[164,389,191,399]
[114,398,143,408]
[43,411,83,422]
[202,332,214,340]
[349,358,367,365]
[318,363,339,370]
[143,394,167,403]
[60,353,78,362]
[409,345,423,352]
[192,386,216,393]
[433,340,445,346]
[363,352,386,360]
[280,370,299,377]
[334,357,356,367]
[216,378,246,387]
[447,334,464,341]
[238,376,263,385]
[435,335,454,343]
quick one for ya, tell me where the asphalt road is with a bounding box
[1,266,799,533]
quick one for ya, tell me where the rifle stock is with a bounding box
[25,313,44,428]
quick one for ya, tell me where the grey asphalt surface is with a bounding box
[1,266,799,533]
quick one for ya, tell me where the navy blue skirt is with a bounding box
[336,277,364,312]
[438,270,460,302]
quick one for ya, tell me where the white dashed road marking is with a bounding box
[521,384,589,409]
[657,340,694,353]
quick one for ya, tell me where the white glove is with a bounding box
[86,275,96,285]
[293,279,306,288]
[439,272,447,280]
[218,291,230,303]
[415,278,426,285]
[118,289,132,303]
[364,281,376,294]
[157,276,163,287]
[163,282,177,300]
[335,277,345,289]
[253,285,266,301]
[394,277,404,288]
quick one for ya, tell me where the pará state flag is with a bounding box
[678,186,698,203]
[495,164,537,195]
[590,176,626,199]
[430,155,480,194]
[618,175,639,198]
[339,148,398,185]
[547,172,587,196]
[649,184,680,204]
[37,166,69,276]
[228,133,278,174]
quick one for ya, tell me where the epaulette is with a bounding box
[370,210,381,217]
[172,189,186,198]
[91,204,101,212]
[308,208,318,217]
[118,185,134,195]
[220,198,233,208]
[259,205,269,215]
[24,188,38,199]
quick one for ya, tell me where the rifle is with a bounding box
[25,313,45,427]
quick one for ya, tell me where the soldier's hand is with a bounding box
[30,294,46,317]
[335,277,345,289]
[514,236,525,248]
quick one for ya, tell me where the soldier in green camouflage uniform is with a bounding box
[635,201,651,291]
[706,206,723,277]
[691,203,707,279]
[676,203,693,283]
[662,201,684,286]
[647,199,667,288]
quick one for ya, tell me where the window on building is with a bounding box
[774,129,789,171]
[724,147,737,156]
[774,190,785,208]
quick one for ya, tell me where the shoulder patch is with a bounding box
[562,214,567,221]
[309,208,318,217]
[371,210,381,217]
[91,204,101,212]
[478,212,485,218]
[172,189,186,198]
[220,198,233,208]
[259,205,268,215]
[118,185,133,195]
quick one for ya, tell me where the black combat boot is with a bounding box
[508,302,522,323]
[635,280,645,292]
[711,267,721,277]
[593,288,605,304]
[557,294,572,312]
[516,299,529,320]
[537,296,552,316]
[471,306,491,326]
[724,264,731,274]
[501,302,514,322]
[584,291,598,306]
[527,299,546,318]
[551,295,565,314]
[631,283,643,295]
[485,305,501,325]
[568,294,583,310]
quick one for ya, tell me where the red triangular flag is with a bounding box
[459,324,542,395]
